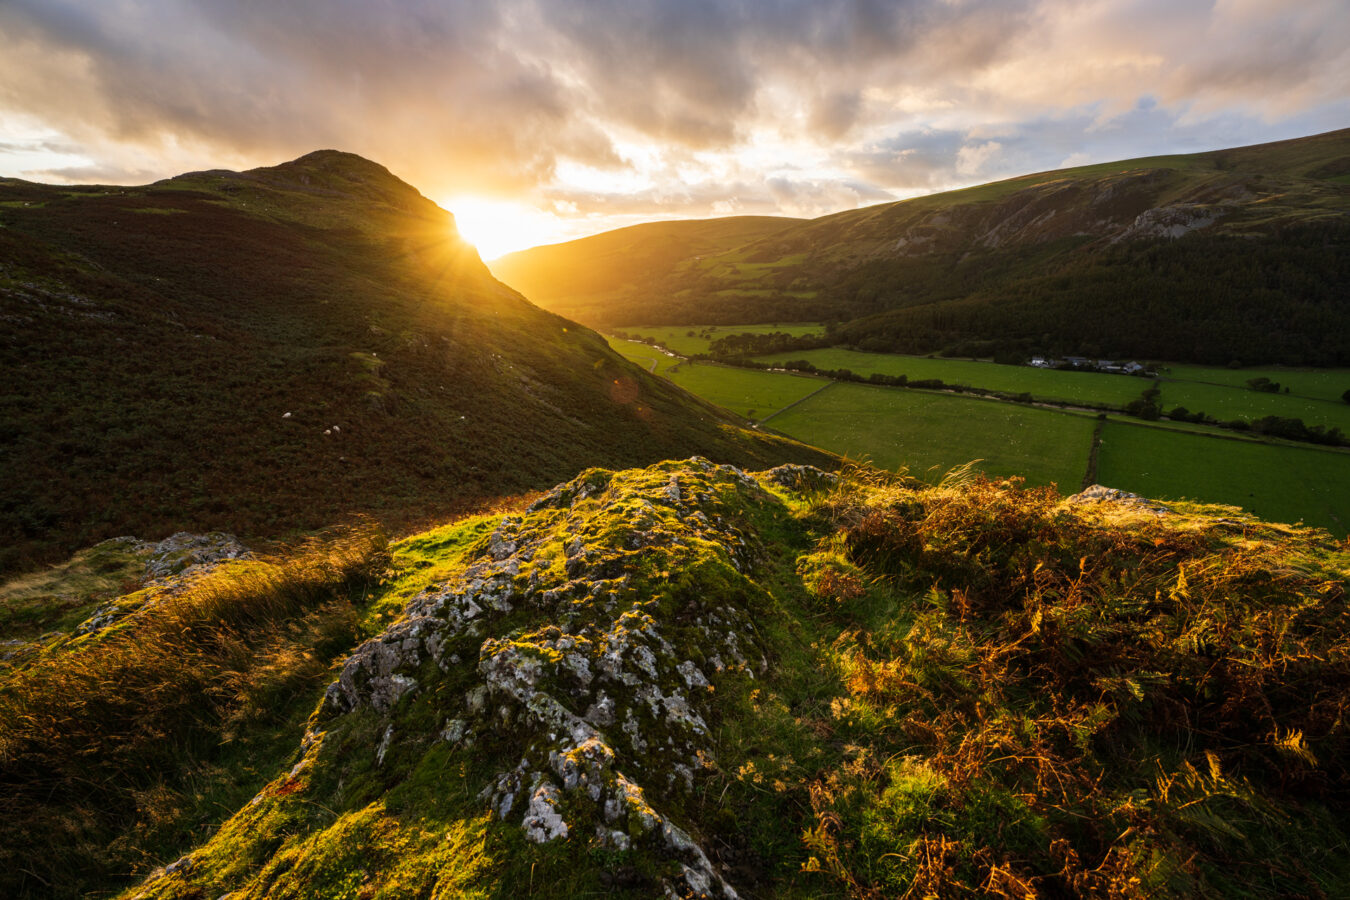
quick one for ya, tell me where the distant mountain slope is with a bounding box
[489,215,801,323]
[500,129,1350,365]
[0,152,825,574]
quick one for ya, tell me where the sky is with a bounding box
[1,1,1348,258]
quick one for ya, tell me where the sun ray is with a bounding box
[441,195,574,260]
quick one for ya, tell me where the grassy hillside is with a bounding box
[6,459,1346,898]
[489,216,801,324]
[0,152,826,575]
[496,129,1350,364]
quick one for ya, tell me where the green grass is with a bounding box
[627,337,1347,531]
[663,361,828,419]
[767,383,1095,489]
[1161,363,1350,405]
[1095,419,1350,535]
[751,349,1350,430]
[607,337,681,374]
[756,348,1150,407]
[1158,379,1350,431]
[0,538,149,643]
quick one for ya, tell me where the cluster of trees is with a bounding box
[1246,377,1285,393]
[1162,402,1347,447]
[1242,416,1347,446]
[1124,385,1164,419]
[706,330,830,359]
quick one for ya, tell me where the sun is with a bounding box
[441,195,570,260]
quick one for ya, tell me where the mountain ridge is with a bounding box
[0,151,827,576]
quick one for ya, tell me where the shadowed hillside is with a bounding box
[0,152,825,575]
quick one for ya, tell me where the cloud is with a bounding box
[0,0,619,194]
[0,0,1347,234]
[955,140,1003,177]
[541,172,894,223]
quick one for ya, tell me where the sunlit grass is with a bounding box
[769,382,1095,489]
[0,526,388,897]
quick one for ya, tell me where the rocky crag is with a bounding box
[319,458,799,897]
[126,458,815,898]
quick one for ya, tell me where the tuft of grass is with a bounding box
[0,526,388,898]
[0,537,150,644]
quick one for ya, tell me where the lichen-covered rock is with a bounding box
[71,532,253,636]
[309,458,778,897]
[143,532,252,581]
[761,463,837,493]
[1066,483,1171,513]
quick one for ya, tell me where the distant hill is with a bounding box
[497,128,1350,365]
[489,215,801,323]
[0,152,825,574]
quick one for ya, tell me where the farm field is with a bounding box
[1095,420,1350,535]
[1157,379,1350,432]
[1162,363,1350,403]
[618,323,824,357]
[608,332,1350,536]
[663,361,827,419]
[767,382,1096,490]
[755,347,1149,407]
[608,338,682,374]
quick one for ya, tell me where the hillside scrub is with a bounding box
[57,459,1343,900]
[797,468,1350,896]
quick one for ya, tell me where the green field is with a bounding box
[756,348,1149,407]
[1095,420,1350,535]
[664,361,827,419]
[1157,380,1350,431]
[1162,363,1350,403]
[614,337,1350,536]
[619,323,824,357]
[767,382,1096,489]
[608,337,682,374]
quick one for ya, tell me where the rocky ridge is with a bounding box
[130,459,833,898]
[308,458,820,897]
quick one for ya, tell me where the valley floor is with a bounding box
[610,331,1350,536]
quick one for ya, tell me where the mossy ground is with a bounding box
[0,537,151,645]
[4,460,1348,898]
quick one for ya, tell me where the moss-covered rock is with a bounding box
[316,457,800,896]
